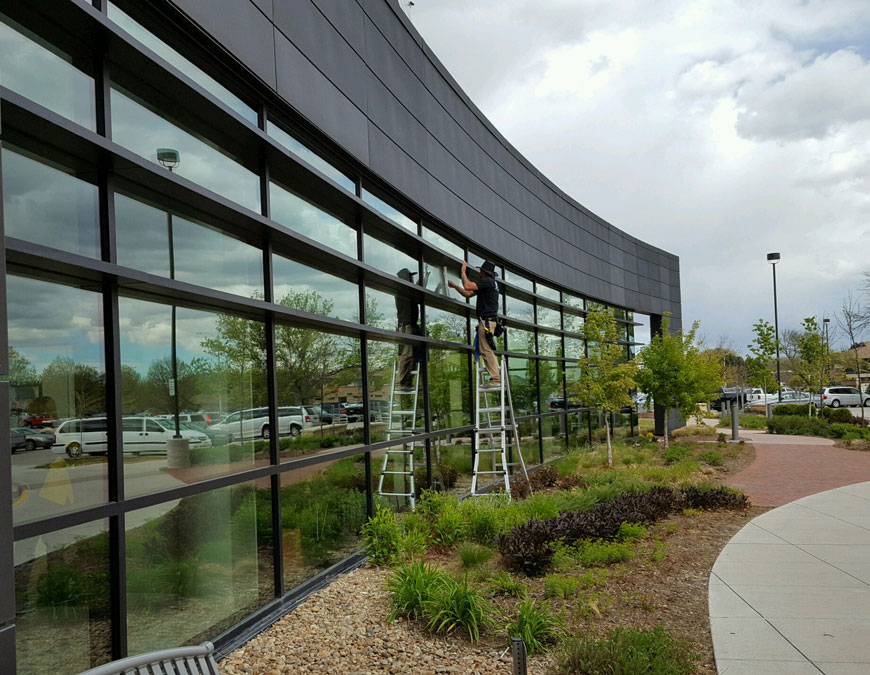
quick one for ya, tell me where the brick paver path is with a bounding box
[729,430,870,506]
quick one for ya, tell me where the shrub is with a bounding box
[680,485,749,511]
[557,474,586,490]
[36,563,83,610]
[416,490,459,520]
[829,423,870,441]
[821,407,861,424]
[507,598,563,655]
[433,507,466,548]
[773,403,813,417]
[387,560,449,621]
[551,626,697,675]
[544,573,582,599]
[698,451,725,466]
[661,445,691,464]
[617,522,647,542]
[459,543,494,568]
[159,558,206,599]
[717,433,727,443]
[575,540,634,567]
[400,528,429,561]
[361,504,402,566]
[424,575,494,642]
[672,424,715,437]
[530,465,560,489]
[461,496,513,546]
[487,570,527,598]
[508,475,532,500]
[767,416,830,437]
[719,413,769,429]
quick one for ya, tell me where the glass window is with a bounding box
[110,86,260,212]
[14,521,111,673]
[634,313,651,346]
[429,348,470,430]
[613,307,627,321]
[505,295,533,324]
[515,416,540,469]
[539,359,563,410]
[119,297,267,498]
[361,189,417,233]
[538,333,562,358]
[507,357,538,416]
[275,331,363,461]
[280,456,367,590]
[8,275,106,525]
[537,305,561,330]
[536,283,560,302]
[422,225,463,260]
[372,442,424,513]
[266,120,355,193]
[587,301,606,312]
[125,482,273,654]
[431,433,472,496]
[368,338,423,442]
[563,293,585,311]
[568,410,591,450]
[0,17,95,130]
[365,287,420,334]
[363,234,417,278]
[272,255,359,321]
[542,414,566,461]
[503,269,533,292]
[425,305,467,344]
[565,337,585,360]
[563,311,584,335]
[2,148,99,258]
[114,192,263,297]
[107,3,256,123]
[507,327,535,355]
[423,256,462,298]
[270,181,357,258]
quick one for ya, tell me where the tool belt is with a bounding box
[477,317,506,350]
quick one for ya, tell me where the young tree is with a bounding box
[746,319,777,395]
[636,315,722,449]
[796,317,826,416]
[567,309,637,467]
[837,293,869,420]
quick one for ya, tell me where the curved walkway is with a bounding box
[710,430,870,674]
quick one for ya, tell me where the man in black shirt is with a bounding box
[448,260,501,387]
[395,268,420,392]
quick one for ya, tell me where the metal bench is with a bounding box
[78,642,220,675]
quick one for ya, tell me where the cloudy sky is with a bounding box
[402,0,870,352]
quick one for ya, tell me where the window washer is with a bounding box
[395,268,420,393]
[448,260,502,388]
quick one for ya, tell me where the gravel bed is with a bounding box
[220,566,541,674]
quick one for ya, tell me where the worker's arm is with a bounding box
[448,280,474,298]
[460,261,478,292]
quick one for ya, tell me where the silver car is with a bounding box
[820,387,870,408]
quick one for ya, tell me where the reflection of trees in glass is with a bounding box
[427,313,466,343]
[429,349,469,428]
[40,357,106,417]
[538,360,562,407]
[9,346,37,386]
[507,358,538,415]
[142,357,201,414]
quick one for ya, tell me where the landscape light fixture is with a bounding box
[156,147,181,171]
[767,252,782,402]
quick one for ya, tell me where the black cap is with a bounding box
[480,260,497,276]
[397,268,418,281]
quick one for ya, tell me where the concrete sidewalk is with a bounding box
[709,482,870,674]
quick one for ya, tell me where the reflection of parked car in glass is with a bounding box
[156,412,214,426]
[11,427,55,452]
[52,416,213,458]
[151,419,212,449]
[22,414,57,428]
[208,406,307,442]
[321,403,349,423]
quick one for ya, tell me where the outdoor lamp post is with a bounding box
[823,317,830,389]
[158,148,182,438]
[767,252,782,402]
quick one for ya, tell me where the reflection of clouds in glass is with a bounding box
[537,284,560,301]
[119,296,170,374]
[564,312,584,334]
[2,148,99,258]
[7,275,104,372]
[364,234,416,277]
[365,288,398,330]
[361,189,416,232]
[110,88,260,212]
[564,293,585,310]
[506,296,534,323]
[505,270,533,292]
[0,19,95,129]
[115,192,171,276]
[425,306,466,343]
[537,306,561,330]
[270,182,357,258]
[266,121,355,193]
[508,328,536,355]
[272,255,359,321]
[423,257,462,297]
[539,333,562,357]
[422,226,463,260]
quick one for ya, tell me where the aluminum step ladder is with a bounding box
[470,357,532,499]
[377,361,421,509]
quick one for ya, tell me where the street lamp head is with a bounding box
[767,252,781,264]
[823,318,830,324]
[156,148,181,171]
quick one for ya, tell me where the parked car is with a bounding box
[207,406,307,442]
[10,428,26,453]
[11,427,54,452]
[52,416,213,458]
[150,419,212,449]
[819,387,870,408]
[22,414,57,428]
[155,412,214,426]
[301,406,322,426]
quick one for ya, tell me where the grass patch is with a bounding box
[719,414,768,430]
[544,573,583,599]
[507,597,563,655]
[424,575,494,642]
[458,543,493,568]
[672,424,715,437]
[698,450,725,466]
[486,570,527,598]
[387,560,449,621]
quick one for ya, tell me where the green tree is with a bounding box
[797,317,827,416]
[8,346,37,387]
[837,294,868,421]
[746,319,778,395]
[142,356,201,415]
[568,309,637,466]
[636,315,721,449]
[40,357,105,418]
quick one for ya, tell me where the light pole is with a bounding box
[158,148,181,438]
[823,317,830,386]
[767,252,782,402]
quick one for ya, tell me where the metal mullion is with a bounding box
[358,216,373,517]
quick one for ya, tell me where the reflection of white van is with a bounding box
[208,407,308,442]
[52,416,211,458]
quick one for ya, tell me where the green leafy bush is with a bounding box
[575,540,635,566]
[720,414,768,429]
[387,560,449,621]
[544,573,582,599]
[828,423,870,441]
[507,598,563,655]
[551,625,697,675]
[773,404,813,416]
[424,575,494,641]
[767,416,830,437]
[459,543,494,568]
[698,450,725,466]
[361,504,402,566]
[36,563,83,610]
[433,506,466,548]
[680,485,748,511]
[416,490,459,520]
[661,445,691,464]
[487,570,528,598]
[617,522,647,542]
[821,407,863,424]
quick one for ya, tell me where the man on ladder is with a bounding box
[449,261,501,390]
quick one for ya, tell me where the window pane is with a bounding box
[425,305,467,344]
[429,348,470,430]
[536,283,560,301]
[119,298,266,498]
[363,234,417,277]
[505,295,533,323]
[362,189,417,232]
[517,417,540,468]
[422,225,463,260]
[2,148,99,258]
[538,333,562,358]
[275,331,363,461]
[266,120,354,193]
[568,410,591,450]
[280,457,367,590]
[587,301,606,312]
[563,311,584,335]
[111,86,260,212]
[270,181,357,258]
[537,305,561,330]
[125,482,273,654]
[365,287,420,334]
[107,3,256,123]
[423,257,462,298]
[564,293,585,311]
[565,337,585,360]
[368,338,423,442]
[115,192,171,276]
[507,327,535,355]
[542,414,566,461]
[539,359,563,410]
[372,442,424,512]
[15,521,111,674]
[507,357,538,416]
[0,17,95,129]
[431,434,472,496]
[504,269,533,292]
[273,255,359,321]
[8,275,106,525]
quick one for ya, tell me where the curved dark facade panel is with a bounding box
[165,0,681,321]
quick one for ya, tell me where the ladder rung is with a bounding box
[386,428,417,435]
[384,449,414,454]
[380,492,414,497]
[479,407,504,413]
[474,448,504,453]
[383,470,413,475]
[475,470,506,475]
[392,410,417,415]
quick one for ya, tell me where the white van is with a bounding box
[52,416,212,458]
[207,406,308,442]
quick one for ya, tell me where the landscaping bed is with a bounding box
[221,437,757,674]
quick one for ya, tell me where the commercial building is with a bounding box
[0,1,681,672]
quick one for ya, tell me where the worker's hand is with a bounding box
[461,260,467,275]
[448,280,460,291]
